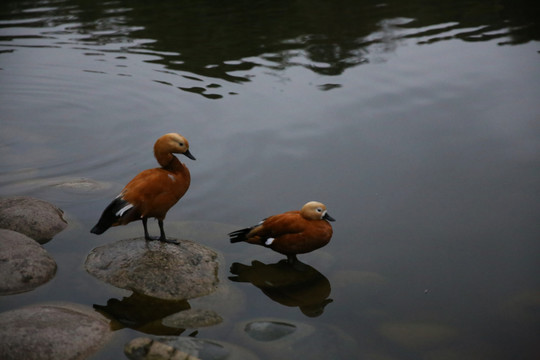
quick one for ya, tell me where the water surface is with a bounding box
[1,0,539,359]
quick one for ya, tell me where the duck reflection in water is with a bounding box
[229,259,333,317]
[93,292,191,335]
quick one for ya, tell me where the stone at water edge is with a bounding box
[0,302,112,360]
[0,229,57,295]
[0,196,67,244]
[85,238,219,300]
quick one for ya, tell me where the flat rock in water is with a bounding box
[0,302,112,360]
[162,308,223,329]
[0,196,67,244]
[0,229,57,295]
[85,238,219,300]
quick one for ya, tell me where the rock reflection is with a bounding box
[94,292,190,335]
[229,260,333,317]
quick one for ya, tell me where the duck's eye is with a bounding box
[179,142,184,147]
[317,208,322,212]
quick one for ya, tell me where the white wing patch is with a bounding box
[116,204,134,217]
[265,238,275,246]
[168,174,176,182]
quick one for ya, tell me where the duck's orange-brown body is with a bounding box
[229,201,335,263]
[118,158,190,223]
[91,133,195,243]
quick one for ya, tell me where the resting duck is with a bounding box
[90,133,195,244]
[229,201,335,263]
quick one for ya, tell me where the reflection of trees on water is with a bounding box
[123,0,539,79]
[4,0,537,96]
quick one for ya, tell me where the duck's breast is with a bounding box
[122,166,190,219]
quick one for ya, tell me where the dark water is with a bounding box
[1,0,539,359]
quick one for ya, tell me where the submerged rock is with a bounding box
[162,308,223,329]
[244,320,296,341]
[125,337,259,360]
[0,229,57,295]
[0,196,67,244]
[85,238,219,300]
[186,268,246,321]
[0,302,112,360]
[500,290,540,323]
[331,270,387,288]
[51,177,112,193]
[124,337,200,360]
[234,318,359,359]
[378,321,457,349]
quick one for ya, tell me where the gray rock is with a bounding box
[162,308,223,329]
[0,229,57,295]
[0,196,67,244]
[126,337,259,360]
[85,238,219,300]
[0,302,112,360]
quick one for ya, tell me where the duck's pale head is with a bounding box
[301,201,335,221]
[156,133,196,160]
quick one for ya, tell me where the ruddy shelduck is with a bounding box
[229,201,335,263]
[91,133,195,244]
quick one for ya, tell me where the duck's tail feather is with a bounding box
[228,227,252,243]
[90,197,135,235]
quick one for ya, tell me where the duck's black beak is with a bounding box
[323,213,335,222]
[184,149,196,160]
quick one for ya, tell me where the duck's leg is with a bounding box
[157,219,179,245]
[142,217,153,240]
[142,218,179,244]
[286,254,298,264]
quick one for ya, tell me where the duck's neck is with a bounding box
[155,151,182,170]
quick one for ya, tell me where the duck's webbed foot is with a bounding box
[158,237,180,245]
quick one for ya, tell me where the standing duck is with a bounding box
[91,133,195,244]
[229,201,335,263]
